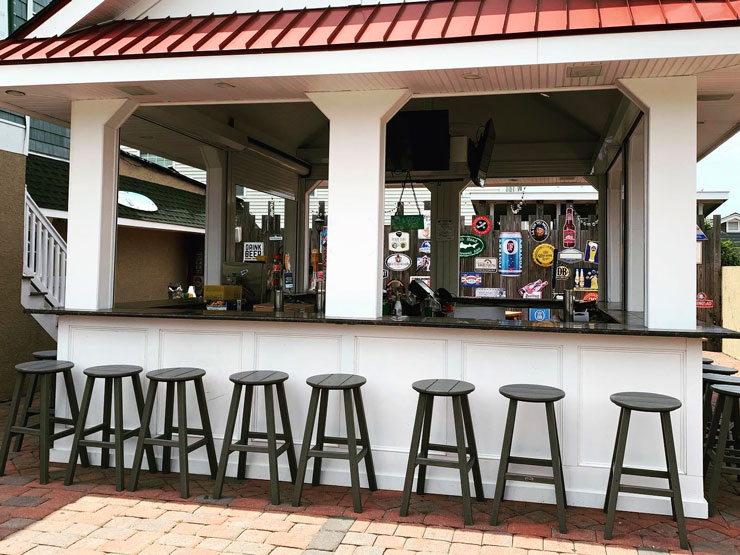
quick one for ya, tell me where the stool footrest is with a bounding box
[308,446,368,461]
[620,466,669,479]
[230,440,291,457]
[509,456,553,468]
[426,442,471,455]
[244,431,292,442]
[145,433,208,450]
[319,435,367,447]
[505,472,555,485]
[417,455,475,471]
[187,437,207,453]
[618,484,674,498]
[79,439,115,449]
[11,425,75,441]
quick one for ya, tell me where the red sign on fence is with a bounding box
[697,292,714,308]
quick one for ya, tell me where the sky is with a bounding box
[699,131,740,217]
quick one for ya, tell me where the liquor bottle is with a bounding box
[563,206,576,248]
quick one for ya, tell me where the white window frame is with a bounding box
[727,221,740,232]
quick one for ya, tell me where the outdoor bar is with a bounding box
[2,0,740,536]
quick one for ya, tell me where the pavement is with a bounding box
[0,351,738,555]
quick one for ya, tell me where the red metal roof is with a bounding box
[1,0,738,64]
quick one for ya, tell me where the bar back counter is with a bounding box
[32,305,738,519]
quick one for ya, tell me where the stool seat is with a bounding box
[412,379,474,396]
[500,384,564,402]
[33,350,57,360]
[231,370,289,385]
[307,373,366,389]
[703,373,740,387]
[84,365,143,378]
[610,392,681,412]
[703,364,736,376]
[147,367,205,382]
[15,360,73,374]
[711,384,740,397]
[703,357,715,365]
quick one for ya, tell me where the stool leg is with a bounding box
[311,389,329,486]
[101,378,112,469]
[62,370,89,468]
[353,388,376,491]
[194,378,218,479]
[490,399,517,526]
[14,375,37,453]
[276,383,297,483]
[703,383,712,443]
[264,385,281,505]
[552,404,568,508]
[162,382,175,474]
[400,394,427,517]
[113,377,125,491]
[214,383,242,499]
[704,397,722,474]
[604,408,631,540]
[237,385,253,480]
[343,389,362,514]
[39,373,52,484]
[131,375,157,473]
[293,387,320,507]
[708,394,733,516]
[0,373,26,476]
[176,382,190,498]
[461,395,485,502]
[452,396,473,525]
[604,408,624,513]
[129,381,157,492]
[65,376,94,486]
[660,411,688,549]
[545,401,567,533]
[416,395,433,495]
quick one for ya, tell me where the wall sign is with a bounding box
[243,242,265,262]
[382,269,389,279]
[697,225,708,241]
[532,243,555,268]
[499,232,522,276]
[436,219,454,241]
[419,240,432,254]
[519,279,548,297]
[559,247,584,264]
[529,308,551,322]
[460,272,483,287]
[411,276,431,287]
[530,219,550,243]
[582,291,599,302]
[574,268,598,290]
[416,255,431,272]
[475,287,506,298]
[459,235,486,258]
[420,211,432,239]
[585,240,599,263]
[389,231,410,252]
[472,215,492,236]
[391,214,424,231]
[474,257,498,273]
[697,292,714,308]
[386,253,412,271]
[555,265,571,281]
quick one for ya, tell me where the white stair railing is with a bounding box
[23,189,66,307]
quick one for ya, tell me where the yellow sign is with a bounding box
[532,243,555,267]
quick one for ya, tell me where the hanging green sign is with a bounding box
[459,235,486,258]
[391,214,424,231]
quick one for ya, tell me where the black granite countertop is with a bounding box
[26,302,740,339]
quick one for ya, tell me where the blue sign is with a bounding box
[529,308,551,322]
[696,225,708,241]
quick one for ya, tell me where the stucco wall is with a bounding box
[723,267,740,358]
[0,150,56,401]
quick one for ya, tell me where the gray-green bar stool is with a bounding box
[400,379,484,526]
[0,359,89,484]
[702,373,740,448]
[293,373,376,514]
[213,371,297,504]
[65,365,158,491]
[129,367,218,498]
[604,392,687,550]
[705,384,740,515]
[490,384,568,532]
[14,349,58,453]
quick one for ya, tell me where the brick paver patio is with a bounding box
[0,352,738,555]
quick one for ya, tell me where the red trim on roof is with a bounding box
[0,0,738,64]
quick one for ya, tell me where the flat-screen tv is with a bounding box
[468,118,495,187]
[386,110,450,172]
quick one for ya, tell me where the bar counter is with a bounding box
[33,302,729,519]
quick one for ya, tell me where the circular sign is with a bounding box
[582,292,599,302]
[532,243,555,268]
[459,235,486,258]
[385,253,412,271]
[555,265,571,280]
[530,219,550,242]
[472,215,492,236]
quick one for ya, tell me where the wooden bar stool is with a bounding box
[703,373,740,447]
[400,379,484,525]
[705,384,740,514]
[604,392,687,550]
[65,365,158,491]
[129,367,218,498]
[213,371,297,504]
[490,384,567,532]
[293,373,376,513]
[0,360,89,484]
[703,363,737,376]
[14,350,58,453]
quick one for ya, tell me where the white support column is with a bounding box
[427,181,467,294]
[308,89,410,318]
[65,99,136,309]
[201,146,227,285]
[619,76,697,329]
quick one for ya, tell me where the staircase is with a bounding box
[21,190,66,339]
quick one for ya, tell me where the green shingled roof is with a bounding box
[25,154,205,229]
